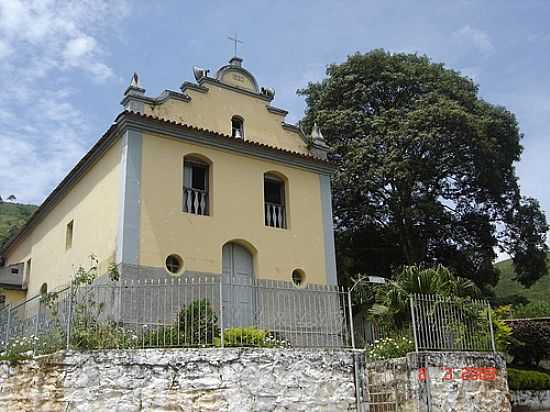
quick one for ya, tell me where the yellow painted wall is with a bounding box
[144,82,309,155]
[139,132,328,285]
[3,140,122,297]
[1,289,26,305]
[219,68,257,92]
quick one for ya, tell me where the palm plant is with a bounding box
[370,264,479,326]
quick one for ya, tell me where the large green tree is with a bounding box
[299,50,548,289]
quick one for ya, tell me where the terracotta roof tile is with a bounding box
[118,110,331,164]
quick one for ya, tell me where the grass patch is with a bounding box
[494,254,550,305]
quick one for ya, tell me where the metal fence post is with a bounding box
[118,279,123,325]
[219,277,224,348]
[410,295,419,352]
[65,284,73,350]
[487,302,496,352]
[5,304,12,346]
[347,289,355,349]
[33,303,40,355]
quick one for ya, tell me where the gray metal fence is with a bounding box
[410,294,495,352]
[0,280,495,356]
[0,286,72,355]
[0,274,354,354]
[357,294,496,353]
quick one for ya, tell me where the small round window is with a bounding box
[165,254,183,275]
[291,269,305,287]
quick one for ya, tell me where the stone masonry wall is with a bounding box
[0,348,514,411]
[511,390,550,411]
[0,348,357,411]
[363,352,512,412]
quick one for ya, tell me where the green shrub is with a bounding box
[215,327,289,348]
[493,294,529,307]
[177,299,219,345]
[140,300,220,347]
[3,330,65,358]
[508,320,550,367]
[142,326,180,347]
[4,336,34,358]
[493,306,513,352]
[513,302,550,319]
[367,336,414,360]
[508,368,550,391]
[71,321,139,350]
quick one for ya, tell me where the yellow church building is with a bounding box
[0,56,337,305]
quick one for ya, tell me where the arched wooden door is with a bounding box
[222,242,255,328]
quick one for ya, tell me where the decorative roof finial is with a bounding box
[124,71,145,96]
[311,123,326,144]
[309,122,330,160]
[130,72,140,88]
[122,71,145,113]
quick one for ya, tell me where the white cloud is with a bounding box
[87,62,114,82]
[0,0,129,203]
[453,25,495,54]
[63,35,98,62]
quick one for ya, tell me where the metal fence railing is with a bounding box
[356,294,496,353]
[0,286,72,354]
[410,294,495,352]
[0,273,354,354]
[0,276,496,355]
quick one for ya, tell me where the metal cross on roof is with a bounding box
[227,33,244,57]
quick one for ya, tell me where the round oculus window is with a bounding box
[291,269,305,287]
[165,254,183,275]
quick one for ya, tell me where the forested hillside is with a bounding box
[0,202,37,248]
[494,254,550,304]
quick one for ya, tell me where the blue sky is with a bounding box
[0,0,549,239]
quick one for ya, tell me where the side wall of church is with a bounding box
[3,139,123,298]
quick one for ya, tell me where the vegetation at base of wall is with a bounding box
[1,330,67,359]
[140,300,220,347]
[0,201,37,247]
[215,327,290,348]
[366,336,414,361]
[508,368,550,391]
[71,322,140,350]
[494,254,550,306]
[177,299,219,344]
[0,353,31,362]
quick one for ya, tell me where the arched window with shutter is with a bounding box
[183,154,211,216]
[264,172,287,229]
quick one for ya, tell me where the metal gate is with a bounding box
[363,361,399,412]
[363,359,409,412]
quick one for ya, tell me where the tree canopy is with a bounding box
[299,50,548,289]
